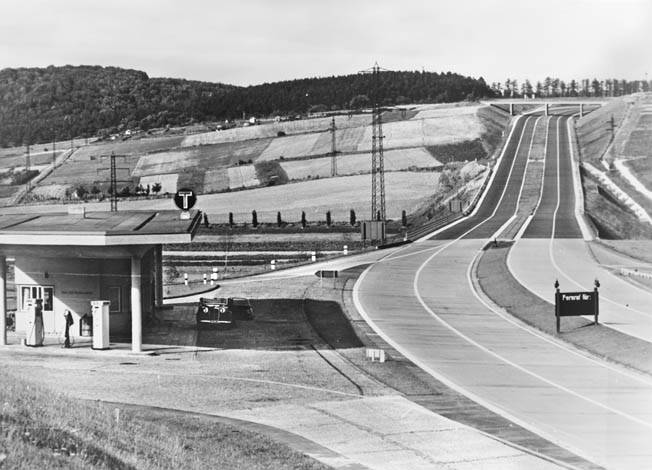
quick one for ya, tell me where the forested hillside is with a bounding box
[0,65,495,147]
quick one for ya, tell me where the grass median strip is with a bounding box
[476,241,652,376]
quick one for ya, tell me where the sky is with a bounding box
[1,0,651,87]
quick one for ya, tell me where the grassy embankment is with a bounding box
[574,95,652,238]
[0,372,329,470]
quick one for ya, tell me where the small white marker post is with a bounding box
[203,273,207,284]
[184,273,188,286]
[343,245,348,255]
[311,251,317,262]
[271,260,276,271]
[211,267,217,285]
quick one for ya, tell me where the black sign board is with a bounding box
[174,188,197,210]
[555,288,599,333]
[316,270,339,278]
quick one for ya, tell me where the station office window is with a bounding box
[19,285,54,311]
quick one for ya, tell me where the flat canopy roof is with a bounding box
[0,209,200,246]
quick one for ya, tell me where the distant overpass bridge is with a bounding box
[481,99,609,116]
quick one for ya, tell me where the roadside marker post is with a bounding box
[343,245,348,255]
[203,273,207,284]
[211,267,217,285]
[184,273,188,286]
[271,260,276,271]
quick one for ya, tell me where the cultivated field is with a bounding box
[357,114,485,152]
[281,148,442,181]
[133,138,272,176]
[70,135,184,160]
[185,172,441,223]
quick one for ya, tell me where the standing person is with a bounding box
[63,310,74,349]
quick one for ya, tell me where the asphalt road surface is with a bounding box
[354,109,652,469]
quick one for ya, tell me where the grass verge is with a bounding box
[0,369,330,470]
[476,241,652,376]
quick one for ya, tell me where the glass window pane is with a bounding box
[21,286,30,310]
[42,287,53,311]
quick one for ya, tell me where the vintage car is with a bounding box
[196,297,254,329]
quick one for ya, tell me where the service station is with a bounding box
[0,207,200,352]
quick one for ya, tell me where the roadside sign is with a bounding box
[174,188,197,210]
[316,270,339,288]
[555,281,599,333]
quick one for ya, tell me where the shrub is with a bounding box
[10,169,39,186]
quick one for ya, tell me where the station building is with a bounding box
[0,208,200,352]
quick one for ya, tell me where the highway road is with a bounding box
[354,110,652,469]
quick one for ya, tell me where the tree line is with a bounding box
[490,77,651,98]
[0,65,494,147]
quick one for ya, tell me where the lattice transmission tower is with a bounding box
[97,152,130,212]
[360,62,389,221]
[329,116,337,176]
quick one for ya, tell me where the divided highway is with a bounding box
[354,110,652,469]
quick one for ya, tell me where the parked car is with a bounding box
[196,297,254,329]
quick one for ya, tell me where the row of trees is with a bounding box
[490,77,652,98]
[0,65,494,147]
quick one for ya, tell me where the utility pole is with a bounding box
[25,143,31,192]
[330,116,337,176]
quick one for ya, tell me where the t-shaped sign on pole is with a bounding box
[174,188,197,219]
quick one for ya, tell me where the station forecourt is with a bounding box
[0,207,200,352]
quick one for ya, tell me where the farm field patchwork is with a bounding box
[357,115,485,152]
[202,169,230,193]
[44,155,141,186]
[139,173,179,194]
[0,150,63,169]
[227,165,259,188]
[70,136,185,160]
[133,138,273,176]
[182,172,441,223]
[280,148,442,181]
[181,114,373,147]
[257,133,323,161]
[9,172,441,222]
[411,103,482,120]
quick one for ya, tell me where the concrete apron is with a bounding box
[221,395,566,470]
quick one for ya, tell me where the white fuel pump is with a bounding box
[25,298,44,347]
[90,300,110,350]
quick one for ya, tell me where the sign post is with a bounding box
[554,279,600,333]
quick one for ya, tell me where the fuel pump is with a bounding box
[25,298,44,347]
